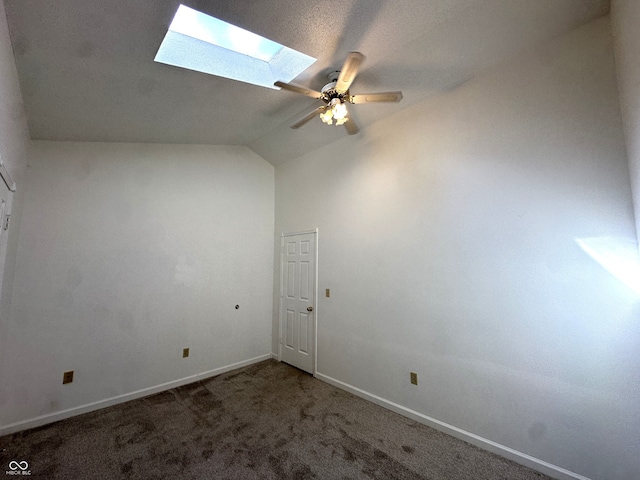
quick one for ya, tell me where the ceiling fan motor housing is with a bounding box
[321,74,352,104]
[327,70,341,82]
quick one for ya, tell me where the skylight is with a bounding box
[154,5,316,89]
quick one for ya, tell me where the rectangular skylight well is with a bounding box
[154,5,316,89]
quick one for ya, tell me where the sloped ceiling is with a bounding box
[4,0,609,165]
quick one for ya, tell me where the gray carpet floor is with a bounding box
[1,359,551,479]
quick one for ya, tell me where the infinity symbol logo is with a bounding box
[8,461,28,470]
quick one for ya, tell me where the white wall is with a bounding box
[611,0,640,244]
[275,17,639,480]
[0,142,274,430]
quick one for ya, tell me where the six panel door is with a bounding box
[280,232,315,374]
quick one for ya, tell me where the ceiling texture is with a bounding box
[4,0,609,165]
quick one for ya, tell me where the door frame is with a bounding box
[278,228,318,376]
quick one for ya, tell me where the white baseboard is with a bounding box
[315,371,591,480]
[0,354,272,437]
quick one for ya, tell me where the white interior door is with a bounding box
[280,231,316,374]
[0,180,13,302]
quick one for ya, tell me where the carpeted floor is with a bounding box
[1,359,551,479]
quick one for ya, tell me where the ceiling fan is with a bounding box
[274,52,403,135]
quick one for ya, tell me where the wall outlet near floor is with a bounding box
[62,370,74,384]
[410,372,418,385]
[183,348,190,358]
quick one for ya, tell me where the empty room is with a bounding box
[0,0,639,479]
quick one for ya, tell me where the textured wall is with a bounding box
[1,142,274,428]
[275,17,639,479]
[0,1,27,188]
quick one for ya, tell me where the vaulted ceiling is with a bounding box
[4,0,609,165]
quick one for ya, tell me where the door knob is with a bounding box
[307,306,313,312]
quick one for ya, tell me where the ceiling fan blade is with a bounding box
[274,81,323,99]
[335,52,365,93]
[350,91,403,104]
[291,106,326,129]
[344,117,359,135]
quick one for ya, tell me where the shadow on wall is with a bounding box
[576,236,640,295]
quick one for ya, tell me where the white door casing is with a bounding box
[279,230,317,374]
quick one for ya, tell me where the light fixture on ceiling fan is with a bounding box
[274,52,403,135]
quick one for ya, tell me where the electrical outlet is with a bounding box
[183,348,189,358]
[410,372,418,385]
[63,371,74,384]
[326,288,330,297]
